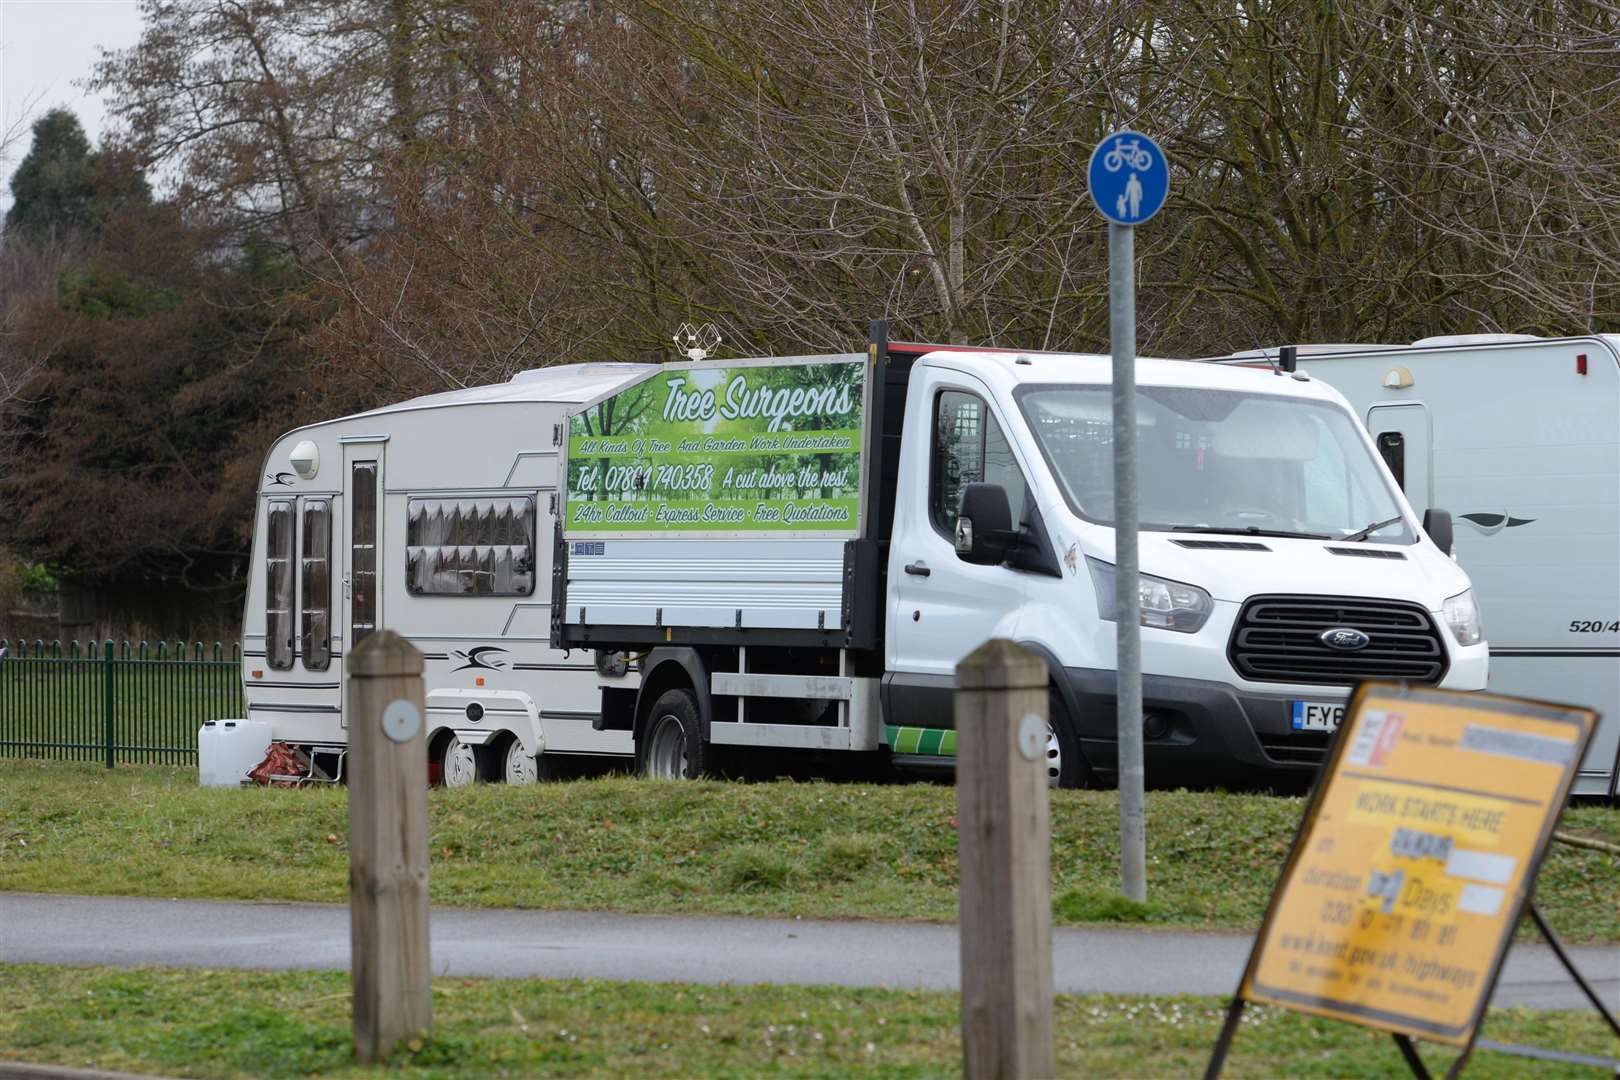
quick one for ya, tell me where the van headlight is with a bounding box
[1088,558,1213,633]
[1442,589,1484,646]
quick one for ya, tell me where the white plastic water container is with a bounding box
[198,718,272,787]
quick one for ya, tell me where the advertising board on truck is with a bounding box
[563,356,869,539]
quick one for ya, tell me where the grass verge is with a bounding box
[1,760,1616,940]
[2,964,1615,1078]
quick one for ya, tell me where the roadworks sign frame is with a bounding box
[1204,680,1614,1078]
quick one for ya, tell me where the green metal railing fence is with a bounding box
[0,639,244,766]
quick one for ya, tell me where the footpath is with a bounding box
[2,892,1615,1010]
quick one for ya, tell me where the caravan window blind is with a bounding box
[405,496,536,596]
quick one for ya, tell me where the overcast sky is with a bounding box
[0,0,145,211]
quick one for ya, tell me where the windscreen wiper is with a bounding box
[1167,525,1333,540]
[1341,516,1405,542]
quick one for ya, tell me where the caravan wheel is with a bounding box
[497,734,561,784]
[504,738,539,784]
[441,735,479,788]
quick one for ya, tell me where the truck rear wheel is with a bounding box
[640,688,708,780]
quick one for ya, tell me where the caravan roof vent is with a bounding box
[1409,334,1540,348]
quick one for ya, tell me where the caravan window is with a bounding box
[265,499,295,670]
[301,498,332,671]
[405,497,536,596]
[1377,432,1406,490]
[351,461,379,646]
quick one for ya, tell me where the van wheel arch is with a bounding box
[633,648,715,744]
[1016,639,1099,790]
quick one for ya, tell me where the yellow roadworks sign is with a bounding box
[1243,682,1597,1046]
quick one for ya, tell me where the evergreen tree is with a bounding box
[5,109,150,241]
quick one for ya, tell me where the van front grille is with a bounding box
[1229,595,1447,685]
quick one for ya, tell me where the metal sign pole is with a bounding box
[1109,221,1147,903]
[1089,128,1167,904]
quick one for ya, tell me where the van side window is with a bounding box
[300,498,332,671]
[405,497,537,596]
[265,498,295,670]
[931,391,1027,537]
[1377,431,1406,490]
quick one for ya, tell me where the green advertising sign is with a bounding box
[564,357,867,535]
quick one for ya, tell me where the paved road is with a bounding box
[2,893,1614,1009]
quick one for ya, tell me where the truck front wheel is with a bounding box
[1049,687,1096,790]
[640,688,708,780]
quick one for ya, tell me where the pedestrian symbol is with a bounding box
[1088,131,1169,226]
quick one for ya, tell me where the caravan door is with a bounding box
[342,439,386,689]
[1366,403,1431,513]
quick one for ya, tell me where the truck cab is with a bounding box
[880,346,1487,784]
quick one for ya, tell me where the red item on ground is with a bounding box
[248,741,308,787]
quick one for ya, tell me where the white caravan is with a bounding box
[1216,336,1620,798]
[241,363,655,786]
[546,329,1488,787]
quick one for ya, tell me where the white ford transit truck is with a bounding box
[550,325,1488,786]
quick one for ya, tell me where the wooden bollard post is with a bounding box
[346,630,431,1063]
[956,639,1055,1080]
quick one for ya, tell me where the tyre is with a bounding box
[440,734,479,788]
[639,688,708,780]
[499,734,560,784]
[1048,686,1096,790]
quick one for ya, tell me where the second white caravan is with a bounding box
[1217,335,1620,797]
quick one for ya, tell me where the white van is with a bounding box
[547,329,1488,786]
[1216,335,1619,798]
[240,363,653,786]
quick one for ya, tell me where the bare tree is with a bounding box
[584,0,1153,349]
[196,0,1620,398]
[1341,0,1620,333]
[90,0,508,261]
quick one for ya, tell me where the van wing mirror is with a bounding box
[955,483,1014,565]
[1423,508,1454,557]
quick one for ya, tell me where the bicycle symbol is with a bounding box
[1102,137,1153,173]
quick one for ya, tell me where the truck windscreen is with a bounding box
[1014,385,1415,544]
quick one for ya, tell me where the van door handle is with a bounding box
[904,561,931,577]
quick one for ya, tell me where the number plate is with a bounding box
[1291,700,1345,733]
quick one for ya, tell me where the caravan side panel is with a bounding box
[1299,337,1620,795]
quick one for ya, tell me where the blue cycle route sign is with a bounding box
[1088,130,1169,226]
